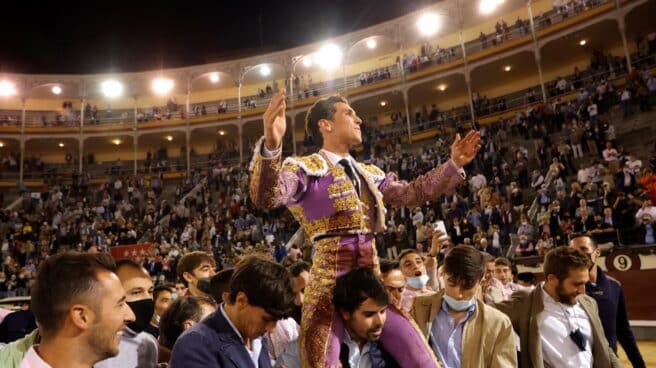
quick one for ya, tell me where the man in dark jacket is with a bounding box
[570,235,646,368]
[170,256,296,368]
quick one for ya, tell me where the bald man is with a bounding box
[95,259,159,368]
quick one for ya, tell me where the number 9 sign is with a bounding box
[605,251,640,272]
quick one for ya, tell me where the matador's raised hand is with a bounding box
[263,89,287,151]
[450,130,481,168]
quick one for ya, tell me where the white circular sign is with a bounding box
[612,254,632,271]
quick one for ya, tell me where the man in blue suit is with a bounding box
[170,256,296,368]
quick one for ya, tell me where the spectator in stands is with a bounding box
[177,251,216,298]
[569,235,646,367]
[158,295,216,363]
[95,259,158,368]
[397,247,437,313]
[21,252,135,368]
[412,245,516,367]
[144,284,174,339]
[380,260,406,310]
[494,247,621,367]
[169,256,296,368]
[493,257,522,301]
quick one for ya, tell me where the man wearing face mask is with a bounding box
[494,247,621,368]
[95,259,158,368]
[570,235,645,368]
[412,245,516,368]
[397,230,446,313]
[176,251,216,298]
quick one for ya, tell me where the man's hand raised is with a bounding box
[450,130,481,168]
[263,89,287,151]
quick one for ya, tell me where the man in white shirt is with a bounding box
[20,253,135,368]
[635,200,656,222]
[494,247,622,368]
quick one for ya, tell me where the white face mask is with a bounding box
[406,274,429,289]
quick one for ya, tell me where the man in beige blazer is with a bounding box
[411,245,517,368]
[494,246,622,368]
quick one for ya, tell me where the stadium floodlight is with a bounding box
[504,65,512,72]
[366,38,377,49]
[315,44,343,70]
[58,142,65,148]
[101,80,123,98]
[480,0,504,14]
[260,65,271,77]
[302,57,313,67]
[0,81,17,96]
[438,84,447,91]
[112,139,122,145]
[579,39,587,46]
[166,135,173,141]
[152,77,174,95]
[51,86,62,95]
[417,13,440,37]
[209,73,220,83]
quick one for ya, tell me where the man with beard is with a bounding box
[20,252,135,368]
[570,235,645,368]
[494,247,621,368]
[277,267,401,368]
[95,259,158,368]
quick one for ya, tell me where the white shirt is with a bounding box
[19,346,51,368]
[540,286,593,368]
[343,331,373,368]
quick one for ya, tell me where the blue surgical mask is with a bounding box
[406,274,429,289]
[443,294,476,312]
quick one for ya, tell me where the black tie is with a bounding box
[339,159,360,196]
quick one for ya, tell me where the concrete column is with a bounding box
[534,49,548,103]
[185,129,191,176]
[618,18,633,73]
[133,134,138,176]
[19,139,24,183]
[402,89,412,144]
[78,139,84,174]
[465,71,476,123]
[238,124,244,163]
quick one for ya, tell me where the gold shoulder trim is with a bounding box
[282,154,328,176]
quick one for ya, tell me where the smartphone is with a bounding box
[432,221,449,240]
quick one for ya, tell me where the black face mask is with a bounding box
[127,299,155,333]
[196,277,212,295]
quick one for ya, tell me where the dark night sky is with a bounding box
[0,1,434,75]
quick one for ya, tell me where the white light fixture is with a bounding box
[260,65,271,77]
[209,73,220,83]
[480,0,505,14]
[302,57,313,67]
[152,77,174,95]
[579,39,587,46]
[101,80,123,98]
[0,142,4,147]
[366,38,377,50]
[58,142,65,148]
[417,13,440,37]
[218,130,226,136]
[112,139,122,145]
[504,65,512,72]
[315,44,343,70]
[438,84,447,91]
[51,86,62,95]
[165,135,173,141]
[380,101,387,107]
[0,81,17,96]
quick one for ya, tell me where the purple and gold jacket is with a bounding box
[249,137,465,241]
